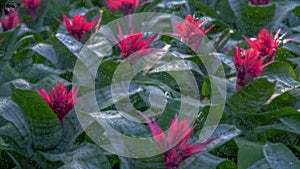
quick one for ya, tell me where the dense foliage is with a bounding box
[0,0,300,168]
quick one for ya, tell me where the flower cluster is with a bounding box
[174,15,214,51]
[111,25,158,63]
[141,114,215,169]
[105,0,141,15]
[21,0,42,19]
[57,13,99,42]
[249,0,271,5]
[0,12,20,32]
[234,46,265,91]
[37,82,81,125]
[234,29,291,91]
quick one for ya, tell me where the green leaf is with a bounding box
[0,123,30,156]
[31,43,58,65]
[0,99,30,145]
[120,155,165,169]
[254,123,297,136]
[194,124,242,152]
[40,143,111,169]
[263,143,300,169]
[211,53,235,69]
[227,78,276,114]
[0,64,18,86]
[284,42,300,55]
[273,0,300,27]
[35,75,71,90]
[263,62,299,92]
[181,153,227,169]
[261,91,299,111]
[247,158,271,169]
[248,107,300,125]
[149,59,204,76]
[239,4,276,37]
[235,138,264,169]
[56,33,82,54]
[24,64,65,82]
[54,110,84,152]
[279,116,300,135]
[0,79,32,97]
[0,26,21,60]
[12,89,63,150]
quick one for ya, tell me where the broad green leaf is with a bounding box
[89,111,149,137]
[227,78,276,114]
[279,116,300,135]
[35,75,71,90]
[0,79,32,97]
[235,138,264,169]
[85,32,112,58]
[249,107,300,125]
[56,33,82,54]
[50,34,78,70]
[263,62,299,92]
[239,4,276,37]
[40,143,111,169]
[254,123,297,135]
[0,99,30,144]
[12,89,63,150]
[247,158,271,169]
[261,91,299,111]
[193,124,242,152]
[0,64,18,86]
[284,42,300,55]
[54,110,84,152]
[273,0,300,27]
[263,143,300,169]
[215,0,238,25]
[149,59,204,76]
[0,123,30,156]
[181,153,226,169]
[24,64,65,81]
[0,26,21,60]
[31,43,58,65]
[120,155,165,169]
[211,53,235,69]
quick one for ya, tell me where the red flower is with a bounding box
[234,46,268,91]
[245,29,279,63]
[21,0,42,19]
[174,15,214,51]
[111,25,158,63]
[57,13,98,42]
[249,0,270,5]
[142,114,215,169]
[0,12,20,32]
[37,82,81,125]
[105,0,140,15]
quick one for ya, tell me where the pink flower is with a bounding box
[57,13,99,42]
[245,29,292,63]
[0,12,20,32]
[105,0,140,15]
[111,24,158,63]
[234,46,268,91]
[249,0,270,5]
[174,15,214,51]
[37,82,81,125]
[141,114,215,169]
[21,0,42,19]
